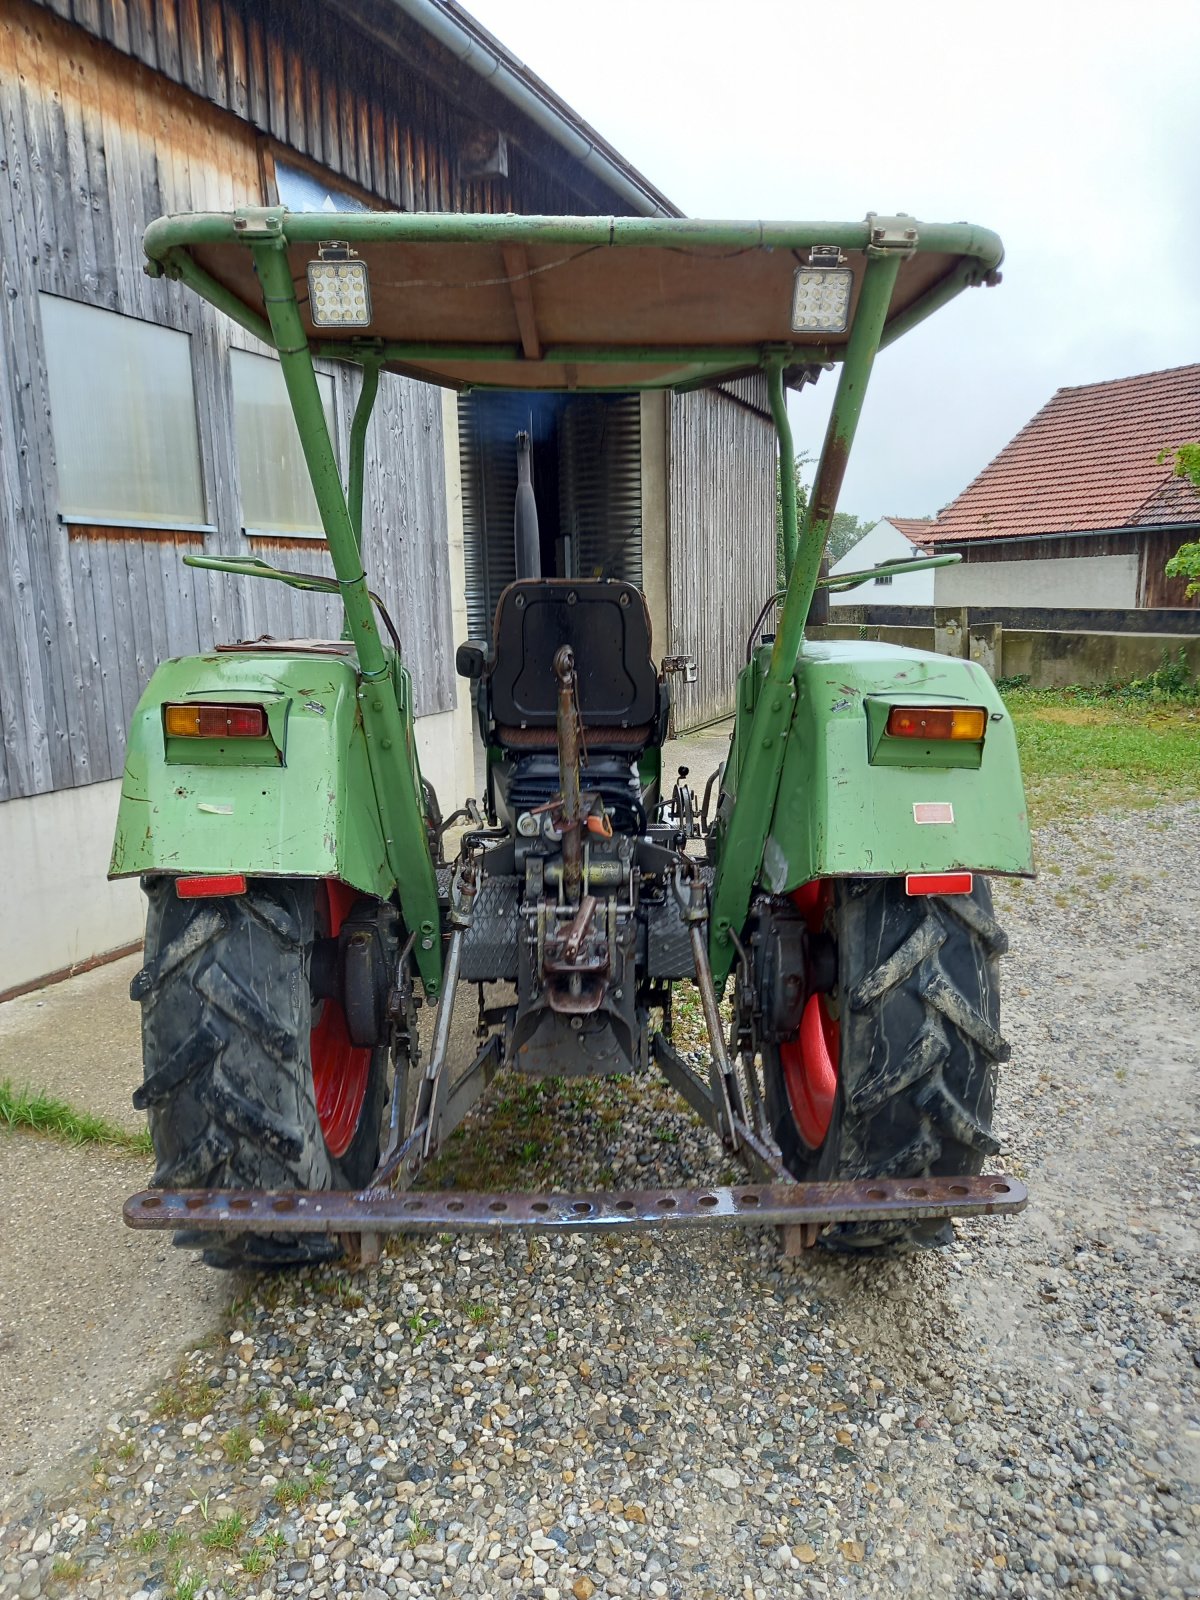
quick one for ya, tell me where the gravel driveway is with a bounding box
[1,798,1197,1600]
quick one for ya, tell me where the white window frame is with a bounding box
[230,347,340,540]
[40,292,212,533]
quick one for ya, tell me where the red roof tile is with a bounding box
[923,363,1200,544]
[884,516,936,544]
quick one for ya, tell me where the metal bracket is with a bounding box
[660,654,698,685]
[231,206,285,239]
[865,213,919,256]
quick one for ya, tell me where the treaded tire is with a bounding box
[132,878,387,1269]
[763,877,1009,1252]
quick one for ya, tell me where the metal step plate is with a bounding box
[124,1174,1026,1236]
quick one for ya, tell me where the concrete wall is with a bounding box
[808,625,937,651]
[0,779,144,996]
[829,521,934,607]
[807,623,1200,688]
[999,630,1200,688]
[935,554,1138,609]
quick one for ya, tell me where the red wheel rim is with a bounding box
[779,880,840,1150]
[311,880,372,1159]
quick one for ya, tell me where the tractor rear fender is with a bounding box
[109,648,399,899]
[756,639,1033,893]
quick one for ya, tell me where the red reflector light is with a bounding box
[176,874,248,898]
[886,706,987,741]
[165,704,268,739]
[906,872,973,897]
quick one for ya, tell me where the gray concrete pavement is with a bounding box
[0,953,145,1134]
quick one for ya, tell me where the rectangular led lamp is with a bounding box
[791,266,853,334]
[307,257,372,328]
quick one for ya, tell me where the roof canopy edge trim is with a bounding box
[384,0,677,218]
[145,209,1004,260]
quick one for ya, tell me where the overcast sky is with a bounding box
[465,0,1200,522]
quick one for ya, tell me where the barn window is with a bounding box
[231,349,337,536]
[40,295,206,528]
[274,159,372,214]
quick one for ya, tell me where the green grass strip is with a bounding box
[1001,687,1200,825]
[0,1079,152,1156]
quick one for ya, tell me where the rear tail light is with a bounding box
[906,872,973,896]
[886,706,986,742]
[165,703,268,739]
[176,874,247,898]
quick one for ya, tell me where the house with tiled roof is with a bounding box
[923,364,1200,612]
[828,516,936,607]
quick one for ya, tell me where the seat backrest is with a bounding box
[488,579,658,732]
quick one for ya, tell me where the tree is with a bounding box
[774,453,868,583]
[1162,443,1200,597]
[826,513,867,565]
[775,452,811,587]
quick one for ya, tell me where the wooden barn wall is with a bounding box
[666,378,776,730]
[0,0,575,805]
[30,0,586,218]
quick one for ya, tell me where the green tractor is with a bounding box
[114,208,1031,1266]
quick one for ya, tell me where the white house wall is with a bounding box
[829,521,934,607]
[935,554,1139,609]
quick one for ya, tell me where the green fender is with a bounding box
[109,647,408,899]
[729,640,1033,897]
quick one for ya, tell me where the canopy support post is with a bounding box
[706,249,902,987]
[250,239,443,997]
[348,359,381,553]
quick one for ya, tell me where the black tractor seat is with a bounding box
[481,579,665,756]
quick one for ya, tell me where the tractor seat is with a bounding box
[483,579,662,754]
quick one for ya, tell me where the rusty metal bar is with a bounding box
[124,1174,1027,1236]
[372,1033,501,1190]
[652,1032,787,1182]
[554,645,584,903]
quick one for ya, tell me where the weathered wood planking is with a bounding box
[29,0,589,218]
[2,0,520,801]
[667,380,776,731]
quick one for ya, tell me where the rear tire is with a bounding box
[131,878,388,1269]
[762,876,1009,1251]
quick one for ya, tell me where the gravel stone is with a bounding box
[1,800,1197,1600]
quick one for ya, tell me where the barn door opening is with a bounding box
[458,391,642,640]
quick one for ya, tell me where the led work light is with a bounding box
[307,243,372,329]
[791,249,853,335]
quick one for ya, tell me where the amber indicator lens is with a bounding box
[886,706,987,742]
[165,704,268,739]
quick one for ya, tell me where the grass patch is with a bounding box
[50,1558,84,1582]
[273,1476,312,1508]
[154,1369,213,1423]
[222,1426,251,1465]
[201,1512,246,1551]
[0,1080,152,1155]
[1002,686,1200,824]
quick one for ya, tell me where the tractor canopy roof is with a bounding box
[143,209,1003,392]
